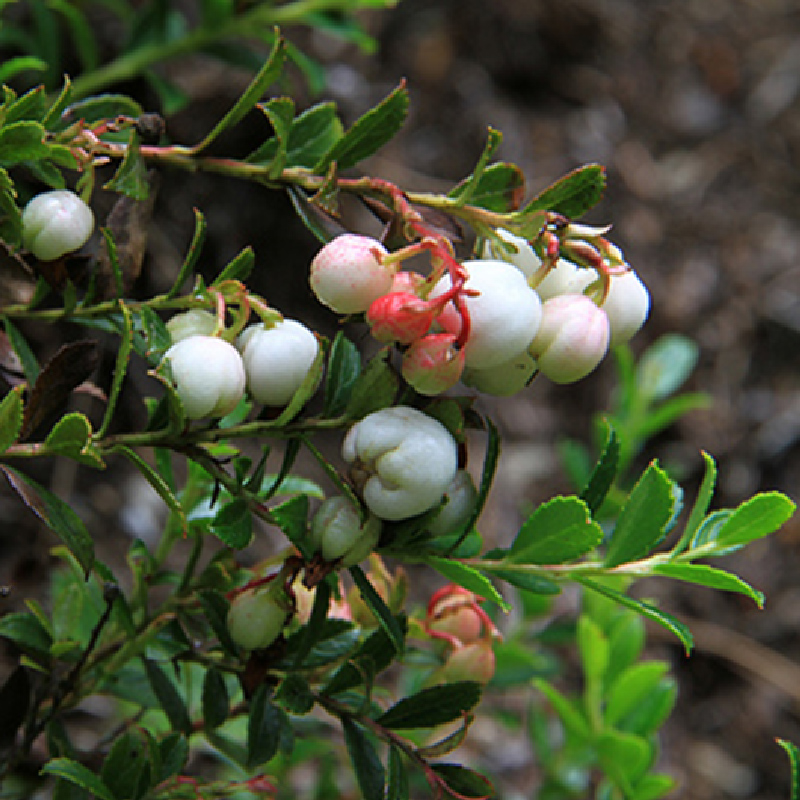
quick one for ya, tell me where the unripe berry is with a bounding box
[401,333,465,396]
[237,319,319,407]
[366,292,437,344]
[309,234,394,314]
[226,585,292,651]
[309,496,382,566]
[166,309,217,343]
[528,294,610,384]
[427,470,478,536]
[21,190,94,261]
[436,641,496,684]
[427,586,484,644]
[461,350,537,396]
[342,406,458,521]
[601,268,650,346]
[481,228,540,282]
[430,259,542,369]
[162,335,246,419]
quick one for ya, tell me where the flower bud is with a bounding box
[22,190,94,261]
[226,585,292,651]
[162,335,246,419]
[430,259,542,369]
[166,309,217,344]
[461,350,537,396]
[342,406,458,521]
[390,269,426,295]
[401,333,465,396]
[309,496,382,566]
[237,319,319,407]
[427,585,485,644]
[309,234,394,314]
[601,268,650,346]
[366,292,437,344]
[436,641,496,684]
[427,470,478,536]
[528,295,610,384]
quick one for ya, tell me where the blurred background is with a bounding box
[2,0,800,797]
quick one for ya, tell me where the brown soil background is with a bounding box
[2,1,800,798]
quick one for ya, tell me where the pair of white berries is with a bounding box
[163,311,319,419]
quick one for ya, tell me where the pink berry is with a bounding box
[401,333,465,396]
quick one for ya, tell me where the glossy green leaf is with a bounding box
[534,679,591,739]
[211,246,254,285]
[324,331,361,417]
[100,730,151,800]
[450,161,526,212]
[0,121,49,167]
[778,739,800,800]
[5,85,47,124]
[247,685,283,768]
[195,35,287,152]
[577,615,609,681]
[424,556,509,611]
[278,619,359,670]
[275,673,315,714]
[508,496,603,565]
[714,491,795,551]
[45,413,102,467]
[579,578,693,654]
[651,563,764,607]
[580,422,619,515]
[1,466,93,575]
[605,462,676,568]
[3,318,40,384]
[104,130,149,200]
[596,729,651,787]
[197,590,238,656]
[270,493,310,558]
[0,386,24,455]
[290,580,330,669]
[605,662,669,726]
[166,208,206,299]
[315,80,409,172]
[342,718,385,800]
[345,349,398,419]
[56,94,144,130]
[484,567,561,595]
[377,681,481,730]
[157,732,189,782]
[257,96,295,179]
[673,451,717,555]
[0,56,47,85]
[431,763,494,799]
[99,302,133,437]
[630,773,677,800]
[636,334,698,402]
[202,667,229,729]
[0,610,52,659]
[524,163,606,218]
[42,759,116,800]
[350,564,405,654]
[211,498,253,549]
[142,658,191,735]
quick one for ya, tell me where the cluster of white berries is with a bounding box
[162,309,319,420]
[309,227,650,398]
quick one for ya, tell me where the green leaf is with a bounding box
[291,579,330,669]
[210,498,253,549]
[45,412,104,468]
[525,163,606,218]
[104,130,149,200]
[387,746,409,800]
[0,610,52,659]
[324,331,361,417]
[5,85,48,124]
[342,718,385,800]
[55,94,144,129]
[315,80,409,172]
[508,496,604,565]
[636,334,698,403]
[156,732,189,782]
[431,763,494,800]
[257,96,295,179]
[0,121,49,167]
[211,246,254,285]
[49,0,99,74]
[247,685,283,768]
[651,563,764,607]
[166,209,206,299]
[778,739,800,800]
[350,564,405,654]
[714,491,796,551]
[100,730,151,800]
[98,302,134,437]
[283,102,344,169]
[423,557,509,611]
[3,318,39,384]
[195,35,287,153]
[484,568,561,595]
[275,673,315,714]
[0,168,22,245]
[376,682,481,730]
[447,127,503,207]
[605,461,677,568]
[0,56,47,85]
[673,451,717,555]
[197,589,238,656]
[631,773,677,800]
[534,678,591,739]
[277,619,359,671]
[42,759,116,800]
[0,386,24,455]
[605,662,669,727]
[579,578,693,654]
[142,658,191,735]
[596,729,651,787]
[1,466,93,575]
[577,615,609,681]
[270,493,310,558]
[202,667,229,729]
[345,348,398,419]
[580,422,619,515]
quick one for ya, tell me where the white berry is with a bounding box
[481,228,540,282]
[310,234,394,314]
[237,319,319,407]
[309,496,382,566]
[162,335,245,419]
[21,190,94,261]
[227,586,291,651]
[461,350,537,396]
[430,259,542,369]
[601,268,650,346]
[427,470,478,536]
[166,309,217,343]
[342,406,458,521]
